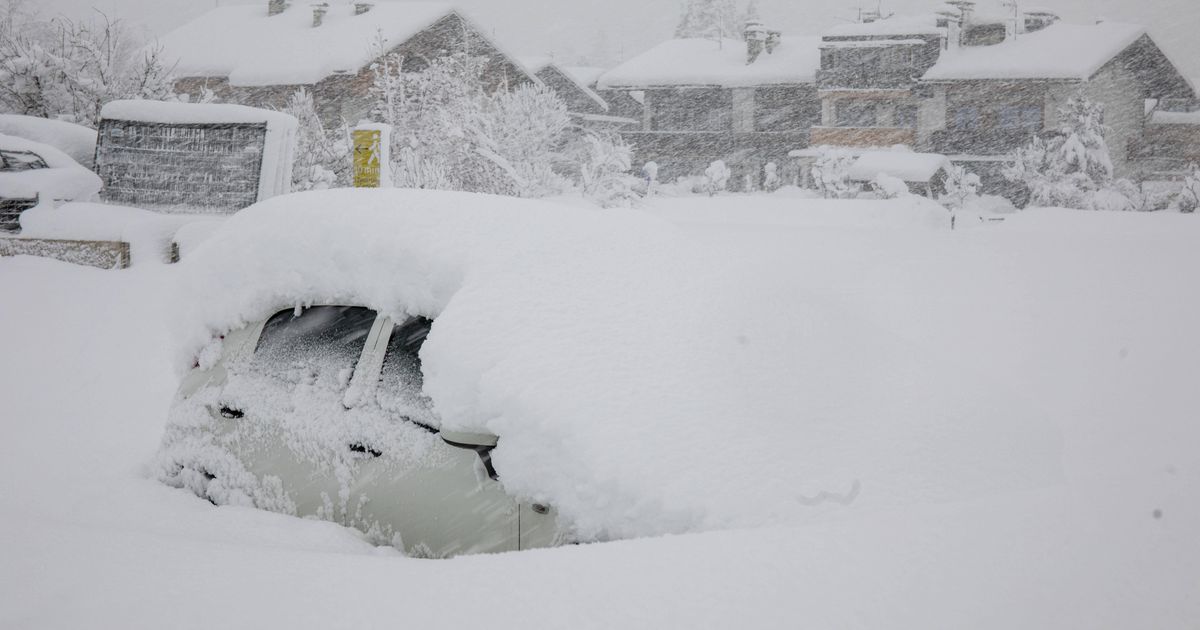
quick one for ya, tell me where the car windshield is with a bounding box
[377,316,437,427]
[0,150,49,172]
[251,305,377,387]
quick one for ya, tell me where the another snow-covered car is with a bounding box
[158,303,563,558]
[0,133,102,232]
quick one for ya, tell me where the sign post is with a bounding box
[352,123,392,188]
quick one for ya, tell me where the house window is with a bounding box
[651,89,733,132]
[895,105,919,128]
[755,88,819,132]
[952,106,980,131]
[836,101,878,127]
[997,105,1043,132]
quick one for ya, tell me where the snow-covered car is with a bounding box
[158,303,563,558]
[0,133,102,232]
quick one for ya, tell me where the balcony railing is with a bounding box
[810,127,915,148]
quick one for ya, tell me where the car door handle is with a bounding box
[218,405,243,419]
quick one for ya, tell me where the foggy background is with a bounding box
[29,0,1200,79]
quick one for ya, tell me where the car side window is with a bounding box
[251,305,377,387]
[0,150,49,172]
[377,316,436,427]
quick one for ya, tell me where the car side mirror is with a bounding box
[440,431,498,448]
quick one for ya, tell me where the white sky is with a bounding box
[32,0,1200,78]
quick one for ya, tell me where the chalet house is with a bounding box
[601,2,1197,196]
[519,58,637,129]
[597,25,822,190]
[159,1,539,127]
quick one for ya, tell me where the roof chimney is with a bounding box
[312,2,328,27]
[354,3,373,15]
[268,0,289,16]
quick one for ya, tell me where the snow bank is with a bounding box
[18,202,223,264]
[598,36,821,89]
[0,134,101,202]
[168,189,1058,542]
[0,114,97,168]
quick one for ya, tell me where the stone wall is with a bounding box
[0,237,131,269]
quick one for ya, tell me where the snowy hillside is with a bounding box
[1,195,1197,628]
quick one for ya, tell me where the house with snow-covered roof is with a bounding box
[811,3,1195,196]
[518,57,621,125]
[597,23,822,189]
[160,1,539,126]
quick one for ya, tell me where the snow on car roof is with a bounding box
[157,2,455,86]
[0,133,101,201]
[846,151,952,183]
[923,21,1147,81]
[0,115,97,169]
[597,36,821,89]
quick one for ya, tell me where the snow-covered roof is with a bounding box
[520,57,609,111]
[562,66,607,88]
[157,2,456,86]
[923,21,1147,81]
[846,151,951,183]
[598,36,822,89]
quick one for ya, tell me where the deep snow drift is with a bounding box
[1,194,1197,628]
[166,189,1057,542]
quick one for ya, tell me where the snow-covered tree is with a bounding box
[763,161,780,192]
[704,160,731,195]
[370,51,574,197]
[941,164,981,209]
[283,88,348,191]
[675,0,740,40]
[871,173,909,199]
[1175,164,1200,214]
[0,11,176,125]
[579,132,640,208]
[811,148,855,199]
[1004,94,1126,210]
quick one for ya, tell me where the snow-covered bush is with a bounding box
[1174,165,1200,214]
[811,148,855,199]
[579,132,640,208]
[941,164,981,210]
[370,51,572,198]
[1004,94,1126,210]
[0,11,176,126]
[283,88,348,191]
[703,160,730,196]
[871,173,909,199]
[641,161,659,196]
[763,161,780,192]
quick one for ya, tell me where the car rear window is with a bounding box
[377,316,436,425]
[252,306,377,385]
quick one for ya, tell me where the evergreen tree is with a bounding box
[1004,94,1123,209]
[675,0,740,40]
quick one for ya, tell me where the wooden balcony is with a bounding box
[810,126,915,148]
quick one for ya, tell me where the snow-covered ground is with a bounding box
[1,194,1198,628]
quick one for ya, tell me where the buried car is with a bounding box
[157,303,563,557]
[0,133,102,232]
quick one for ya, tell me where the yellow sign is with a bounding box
[352,129,383,188]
